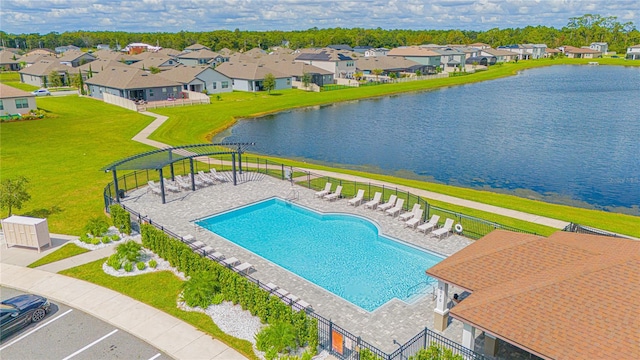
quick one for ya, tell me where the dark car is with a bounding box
[1,294,51,336]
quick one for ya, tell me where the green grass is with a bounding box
[0,71,39,91]
[27,243,89,268]
[0,96,155,234]
[60,259,258,360]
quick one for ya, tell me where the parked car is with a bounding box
[0,294,51,336]
[32,88,51,96]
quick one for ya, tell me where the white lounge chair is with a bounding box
[222,257,240,266]
[386,198,405,217]
[431,218,455,239]
[315,182,332,198]
[399,204,421,221]
[284,294,299,304]
[209,168,227,182]
[324,185,342,201]
[295,299,312,311]
[348,189,365,206]
[198,171,215,185]
[163,179,180,193]
[234,262,254,274]
[174,176,192,190]
[364,192,382,209]
[417,215,440,234]
[275,288,290,298]
[377,195,397,212]
[264,283,279,292]
[188,240,205,250]
[405,209,424,229]
[206,251,224,261]
[147,181,162,195]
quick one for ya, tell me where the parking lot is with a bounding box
[1,287,169,360]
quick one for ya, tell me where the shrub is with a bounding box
[116,240,142,263]
[124,262,134,272]
[79,233,91,243]
[211,293,225,305]
[84,217,109,237]
[408,343,464,360]
[256,322,297,355]
[109,205,131,235]
[148,259,157,268]
[136,262,146,270]
[182,271,220,308]
[91,237,101,245]
[110,234,120,242]
[101,237,111,244]
[107,254,122,269]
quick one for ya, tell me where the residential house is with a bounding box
[91,49,140,65]
[497,44,530,60]
[19,59,71,87]
[157,65,232,94]
[386,46,441,71]
[85,66,182,101]
[176,49,227,66]
[243,47,267,58]
[433,47,466,70]
[356,56,429,77]
[55,45,80,54]
[364,48,390,57]
[24,48,56,57]
[468,42,491,50]
[562,46,602,59]
[626,44,640,60]
[156,48,181,57]
[96,44,111,50]
[0,84,37,117]
[545,47,562,58]
[129,55,179,71]
[590,42,608,53]
[465,56,496,66]
[426,230,639,359]
[77,59,129,79]
[123,42,161,55]
[58,51,96,67]
[215,62,291,92]
[183,43,210,52]
[353,46,372,54]
[294,48,357,78]
[254,59,334,86]
[452,46,480,60]
[327,44,353,52]
[480,48,518,62]
[0,50,21,71]
[20,53,55,68]
[217,48,233,57]
[524,44,547,59]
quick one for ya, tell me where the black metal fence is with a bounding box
[563,222,633,239]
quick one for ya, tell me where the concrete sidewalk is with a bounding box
[0,263,247,360]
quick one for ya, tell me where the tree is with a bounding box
[148,66,161,74]
[301,72,312,88]
[48,71,62,88]
[0,176,31,216]
[263,73,276,94]
[372,68,383,82]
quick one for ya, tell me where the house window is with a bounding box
[15,98,29,109]
[162,88,167,93]
[0,100,3,110]
[286,78,291,85]
[173,87,177,92]
[149,89,154,96]
[212,82,217,89]
[222,81,229,88]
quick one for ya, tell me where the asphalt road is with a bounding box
[0,287,169,360]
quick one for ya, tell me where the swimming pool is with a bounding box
[195,198,443,311]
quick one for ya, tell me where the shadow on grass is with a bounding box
[25,205,63,218]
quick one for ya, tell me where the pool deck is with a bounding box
[122,173,475,353]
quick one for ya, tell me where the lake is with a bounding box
[216,65,640,214]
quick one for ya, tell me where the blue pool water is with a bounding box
[195,198,442,311]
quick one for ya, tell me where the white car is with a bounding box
[32,89,51,96]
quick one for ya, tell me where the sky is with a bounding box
[1,0,639,34]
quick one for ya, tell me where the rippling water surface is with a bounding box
[217,66,640,213]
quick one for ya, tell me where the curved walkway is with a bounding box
[0,242,247,360]
[134,111,569,230]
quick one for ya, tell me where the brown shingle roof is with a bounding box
[18,59,69,76]
[85,67,181,89]
[564,46,602,54]
[0,50,21,64]
[0,83,35,99]
[58,50,93,62]
[427,230,640,360]
[387,46,441,57]
[176,49,221,59]
[356,56,422,71]
[157,65,223,83]
[482,48,517,56]
[215,62,290,80]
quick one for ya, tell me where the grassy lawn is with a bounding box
[0,96,155,234]
[0,71,39,91]
[27,243,89,268]
[60,259,258,360]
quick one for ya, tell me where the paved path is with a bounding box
[133,111,570,230]
[0,236,248,360]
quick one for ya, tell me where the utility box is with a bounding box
[2,216,52,253]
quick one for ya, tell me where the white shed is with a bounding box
[2,215,52,252]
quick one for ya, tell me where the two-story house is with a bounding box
[626,44,640,60]
[294,48,356,79]
[386,46,441,72]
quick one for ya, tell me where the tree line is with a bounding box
[1,14,638,54]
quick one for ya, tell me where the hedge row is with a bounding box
[140,224,318,351]
[109,204,132,235]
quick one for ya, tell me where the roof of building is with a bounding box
[564,46,602,54]
[20,53,55,64]
[156,48,181,57]
[426,230,640,360]
[295,48,354,62]
[76,58,129,73]
[176,49,221,60]
[24,48,55,56]
[129,56,178,70]
[0,49,21,64]
[18,59,69,76]
[157,64,225,83]
[217,48,233,56]
[215,62,290,80]
[386,46,441,57]
[92,49,139,62]
[327,44,353,51]
[85,67,181,89]
[356,56,423,71]
[184,43,210,51]
[254,59,332,77]
[58,50,94,62]
[243,47,267,58]
[482,48,518,56]
[0,83,35,99]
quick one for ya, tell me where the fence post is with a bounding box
[281,164,285,180]
[423,327,428,349]
[329,320,333,354]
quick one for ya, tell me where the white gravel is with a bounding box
[73,226,136,251]
[102,248,187,280]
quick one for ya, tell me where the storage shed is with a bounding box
[2,215,52,252]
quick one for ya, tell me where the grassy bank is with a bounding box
[60,259,257,359]
[0,96,155,234]
[0,71,40,91]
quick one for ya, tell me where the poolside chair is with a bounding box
[174,176,192,190]
[324,185,343,201]
[399,204,421,221]
[234,262,254,275]
[206,251,225,261]
[417,215,440,234]
[147,181,162,195]
[294,299,313,312]
[431,218,455,239]
[364,192,382,209]
[315,182,332,198]
[386,198,405,217]
[264,283,279,292]
[163,179,180,193]
[188,240,205,250]
[197,171,215,185]
[377,195,397,212]
[404,209,424,229]
[284,293,300,304]
[209,168,227,182]
[222,257,240,266]
[348,189,365,206]
[275,288,290,298]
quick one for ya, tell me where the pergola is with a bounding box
[103,142,254,204]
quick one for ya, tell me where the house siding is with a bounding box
[0,97,37,116]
